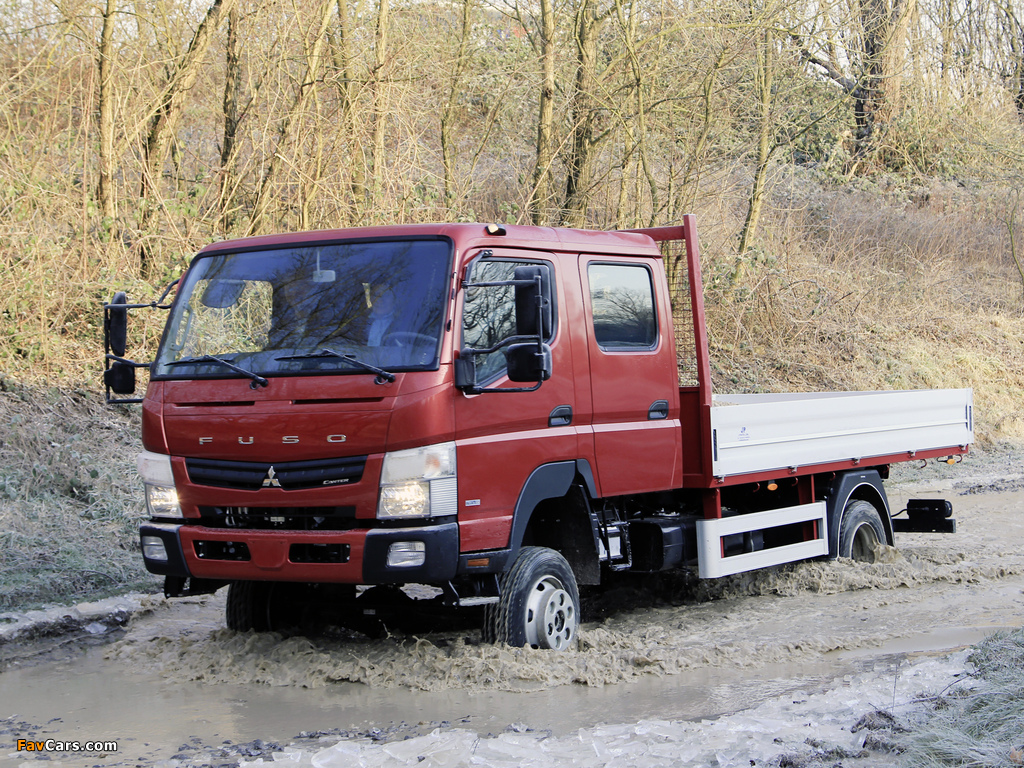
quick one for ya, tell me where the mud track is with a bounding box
[2,458,1024,766]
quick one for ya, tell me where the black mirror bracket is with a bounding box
[101,280,177,405]
[454,336,551,395]
[457,260,554,395]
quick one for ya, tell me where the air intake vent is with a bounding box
[186,455,367,491]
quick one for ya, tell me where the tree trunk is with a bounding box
[247,0,336,236]
[441,0,473,211]
[331,0,366,221]
[219,4,241,234]
[530,0,555,226]
[738,27,774,258]
[560,0,609,228]
[615,0,658,226]
[96,0,117,236]
[370,0,390,212]
[139,0,237,274]
[852,0,914,161]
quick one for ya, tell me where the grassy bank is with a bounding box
[4,170,1024,611]
[902,628,1024,766]
[0,379,154,611]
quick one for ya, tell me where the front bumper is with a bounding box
[140,520,459,585]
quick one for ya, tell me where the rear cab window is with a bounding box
[586,263,658,351]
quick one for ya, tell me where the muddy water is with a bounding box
[3,481,1024,766]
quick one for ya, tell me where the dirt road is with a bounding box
[2,456,1024,767]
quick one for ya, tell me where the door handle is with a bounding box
[549,404,573,427]
[648,400,669,420]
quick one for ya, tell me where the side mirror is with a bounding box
[506,342,552,383]
[104,361,137,394]
[106,291,129,357]
[513,265,552,338]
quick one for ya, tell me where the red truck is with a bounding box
[104,217,972,649]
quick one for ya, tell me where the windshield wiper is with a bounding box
[165,355,269,388]
[275,348,396,383]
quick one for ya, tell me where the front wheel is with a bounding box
[484,546,580,650]
[838,500,887,563]
[225,581,303,632]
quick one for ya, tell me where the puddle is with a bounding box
[3,487,1024,765]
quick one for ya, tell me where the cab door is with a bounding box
[452,249,578,552]
[580,256,681,497]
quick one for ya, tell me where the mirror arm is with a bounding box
[467,382,543,395]
[455,335,547,395]
[105,354,151,369]
[462,333,540,357]
[154,278,180,307]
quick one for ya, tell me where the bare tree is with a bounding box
[370,0,390,209]
[440,0,475,210]
[218,3,242,233]
[331,0,367,218]
[738,25,774,257]
[97,0,118,235]
[138,0,237,274]
[530,0,557,225]
[247,0,337,236]
[560,0,616,227]
[795,0,915,166]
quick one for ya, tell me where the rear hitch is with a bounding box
[891,498,956,534]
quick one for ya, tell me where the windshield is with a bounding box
[153,238,452,380]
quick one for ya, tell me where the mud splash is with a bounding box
[109,508,1024,693]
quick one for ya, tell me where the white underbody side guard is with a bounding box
[696,501,829,579]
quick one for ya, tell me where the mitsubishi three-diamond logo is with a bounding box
[262,466,282,488]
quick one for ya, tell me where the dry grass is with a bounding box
[5,169,1024,611]
[901,628,1024,767]
[693,172,1024,444]
[0,379,154,611]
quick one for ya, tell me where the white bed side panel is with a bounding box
[709,389,973,478]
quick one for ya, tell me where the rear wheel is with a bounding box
[838,500,886,563]
[484,546,579,650]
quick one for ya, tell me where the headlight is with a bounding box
[138,451,183,519]
[377,441,457,519]
[145,484,182,518]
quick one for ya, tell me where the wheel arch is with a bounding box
[823,469,893,557]
[507,459,602,585]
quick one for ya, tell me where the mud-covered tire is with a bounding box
[226,581,302,632]
[483,546,579,650]
[226,581,270,631]
[838,500,886,563]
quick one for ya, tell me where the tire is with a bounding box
[225,581,302,632]
[483,546,580,650]
[838,500,887,563]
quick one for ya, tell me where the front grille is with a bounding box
[198,505,357,531]
[186,455,367,491]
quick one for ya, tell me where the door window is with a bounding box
[462,258,555,382]
[587,263,657,350]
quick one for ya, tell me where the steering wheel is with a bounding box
[382,332,434,349]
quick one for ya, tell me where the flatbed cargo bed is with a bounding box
[709,388,973,479]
